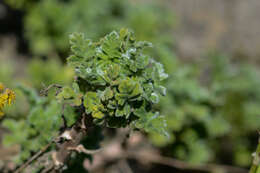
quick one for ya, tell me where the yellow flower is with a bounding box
[0,83,4,92]
[5,89,15,105]
[0,84,15,118]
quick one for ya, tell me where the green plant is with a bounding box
[65,28,168,133]
[2,29,168,172]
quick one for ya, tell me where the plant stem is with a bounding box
[250,137,260,173]
[14,143,52,173]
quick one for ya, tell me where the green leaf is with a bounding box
[133,107,168,137]
[73,94,83,106]
[69,33,95,60]
[100,31,121,59]
[150,92,159,103]
[154,62,168,81]
[57,85,82,106]
[57,86,75,99]
[115,108,124,117]
[102,87,114,101]
[119,28,129,39]
[118,78,135,94]
[93,111,105,119]
[130,82,142,98]
[105,64,121,81]
[107,100,117,109]
[84,92,104,115]
[72,82,80,93]
[155,85,167,96]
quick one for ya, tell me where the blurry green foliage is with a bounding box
[27,58,74,89]
[151,53,260,166]
[4,0,174,57]
[0,59,15,86]
[4,0,33,9]
[0,57,74,117]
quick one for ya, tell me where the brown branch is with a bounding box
[13,112,93,173]
[41,165,54,173]
[10,103,247,173]
[14,143,52,173]
[40,114,93,173]
[86,132,248,173]
[125,150,248,173]
[40,84,62,96]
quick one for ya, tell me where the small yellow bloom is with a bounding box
[5,89,15,105]
[0,83,15,118]
[0,83,4,92]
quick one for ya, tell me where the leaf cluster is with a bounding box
[57,29,168,136]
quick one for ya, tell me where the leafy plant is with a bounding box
[60,28,168,135]
[2,29,168,172]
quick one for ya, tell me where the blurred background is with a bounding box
[0,0,260,172]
